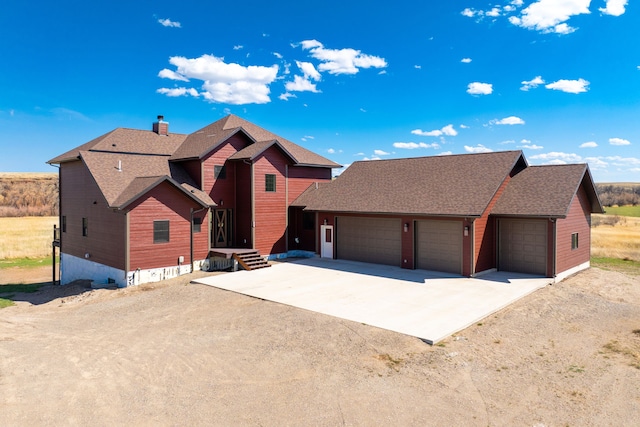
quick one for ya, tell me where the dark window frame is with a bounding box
[193,216,202,233]
[302,212,315,230]
[154,220,170,243]
[82,217,88,237]
[265,174,276,192]
[571,232,579,250]
[214,165,226,179]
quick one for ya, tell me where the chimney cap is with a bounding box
[157,115,164,122]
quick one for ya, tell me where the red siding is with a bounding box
[180,160,203,189]
[202,134,251,209]
[128,181,208,270]
[59,160,126,270]
[556,185,591,274]
[235,161,252,248]
[287,166,332,204]
[253,146,289,254]
[475,175,511,273]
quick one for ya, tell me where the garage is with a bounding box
[416,220,462,274]
[336,216,401,266]
[498,218,547,275]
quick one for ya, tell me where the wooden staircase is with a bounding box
[233,250,271,271]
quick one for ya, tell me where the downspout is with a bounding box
[551,218,557,279]
[125,211,130,285]
[51,163,61,285]
[251,161,255,249]
[470,218,476,277]
[285,164,289,252]
[190,206,209,273]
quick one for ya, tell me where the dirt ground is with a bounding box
[1,267,639,426]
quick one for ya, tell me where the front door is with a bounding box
[321,225,333,258]
[213,209,233,248]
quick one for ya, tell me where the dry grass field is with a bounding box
[0,216,58,259]
[591,214,640,261]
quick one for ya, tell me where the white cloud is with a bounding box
[279,92,296,101]
[299,39,387,75]
[411,124,458,137]
[233,45,243,50]
[492,116,525,125]
[499,140,516,145]
[467,82,493,95]
[530,152,583,162]
[599,0,628,16]
[461,58,472,63]
[521,139,531,144]
[509,0,590,34]
[486,7,502,17]
[460,124,469,129]
[285,75,320,93]
[393,142,440,149]
[414,65,422,69]
[374,149,390,156]
[520,144,544,150]
[438,151,453,156]
[461,8,476,17]
[580,141,598,148]
[158,18,181,28]
[158,54,279,105]
[545,78,589,93]
[158,68,190,82]
[327,148,336,154]
[609,137,631,145]
[296,61,321,81]
[273,52,283,59]
[156,87,199,97]
[521,75,545,91]
[604,155,640,166]
[464,144,493,153]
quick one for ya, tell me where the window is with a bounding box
[265,174,276,192]
[303,212,315,230]
[154,220,170,243]
[82,218,88,237]
[193,217,202,233]
[62,215,67,233]
[571,232,579,250]
[214,165,226,179]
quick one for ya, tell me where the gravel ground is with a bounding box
[1,267,639,426]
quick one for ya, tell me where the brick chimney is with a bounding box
[153,115,169,136]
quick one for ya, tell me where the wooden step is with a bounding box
[233,250,271,271]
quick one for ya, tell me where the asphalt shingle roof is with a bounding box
[492,164,604,217]
[296,151,526,216]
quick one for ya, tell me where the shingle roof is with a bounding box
[296,151,526,216]
[80,150,214,209]
[48,128,187,164]
[171,114,341,167]
[491,164,604,217]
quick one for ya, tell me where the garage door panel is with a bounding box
[416,220,462,274]
[499,219,547,275]
[336,217,401,266]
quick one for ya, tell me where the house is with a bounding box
[293,150,604,281]
[48,115,340,287]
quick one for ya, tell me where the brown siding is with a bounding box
[59,160,126,270]
[128,181,207,270]
[556,185,591,274]
[253,146,289,254]
[475,175,511,273]
[180,160,203,189]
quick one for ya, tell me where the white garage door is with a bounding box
[416,220,462,274]
[499,219,547,276]
[336,216,401,266]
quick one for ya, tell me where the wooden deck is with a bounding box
[209,248,258,259]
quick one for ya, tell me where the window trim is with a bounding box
[571,232,579,250]
[214,165,226,180]
[265,173,276,192]
[153,220,170,243]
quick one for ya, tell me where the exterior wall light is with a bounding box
[404,223,409,232]
[464,226,469,236]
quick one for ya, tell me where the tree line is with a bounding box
[0,174,59,217]
[595,183,640,207]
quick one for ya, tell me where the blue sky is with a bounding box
[1,0,639,182]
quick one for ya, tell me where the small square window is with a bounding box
[193,217,202,233]
[82,217,88,237]
[62,215,67,233]
[571,232,579,250]
[265,174,276,192]
[214,165,226,179]
[154,220,170,243]
[302,212,315,230]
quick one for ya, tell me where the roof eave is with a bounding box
[116,176,215,210]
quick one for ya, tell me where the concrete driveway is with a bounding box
[193,257,552,344]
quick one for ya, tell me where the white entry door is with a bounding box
[320,225,334,259]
